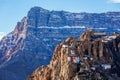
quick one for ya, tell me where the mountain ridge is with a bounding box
[0,7,120,80]
[27,7,120,28]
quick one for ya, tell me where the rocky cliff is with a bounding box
[29,30,120,80]
[0,6,120,80]
[27,7,120,29]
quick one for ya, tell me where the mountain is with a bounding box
[0,32,5,40]
[28,30,120,80]
[0,6,120,80]
[27,7,120,29]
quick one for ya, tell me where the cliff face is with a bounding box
[0,7,120,80]
[29,30,120,80]
[27,7,120,29]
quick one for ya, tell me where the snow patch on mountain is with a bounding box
[53,38,61,41]
[0,32,5,40]
[27,25,86,29]
[117,29,120,31]
[28,26,109,30]
[90,28,107,30]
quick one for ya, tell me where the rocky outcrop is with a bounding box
[0,7,120,80]
[29,30,120,80]
[0,17,27,63]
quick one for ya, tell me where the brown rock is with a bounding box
[28,30,120,80]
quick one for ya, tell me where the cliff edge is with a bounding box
[28,30,120,80]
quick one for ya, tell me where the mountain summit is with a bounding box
[0,7,120,80]
[28,7,120,28]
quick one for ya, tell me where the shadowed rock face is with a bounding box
[27,7,120,28]
[0,7,120,80]
[29,30,120,80]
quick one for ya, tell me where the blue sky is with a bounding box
[0,0,120,39]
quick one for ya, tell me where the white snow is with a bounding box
[27,25,86,29]
[117,29,120,31]
[28,25,86,29]
[52,15,61,19]
[0,32,5,40]
[53,38,61,41]
[75,14,84,19]
[113,29,120,31]
[37,26,86,29]
[27,25,109,31]
[91,28,107,30]
[43,38,49,41]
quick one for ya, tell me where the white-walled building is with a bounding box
[71,50,75,55]
[101,64,111,70]
[67,56,80,63]
[62,44,69,48]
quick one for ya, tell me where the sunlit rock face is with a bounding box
[29,30,120,80]
[0,7,120,80]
